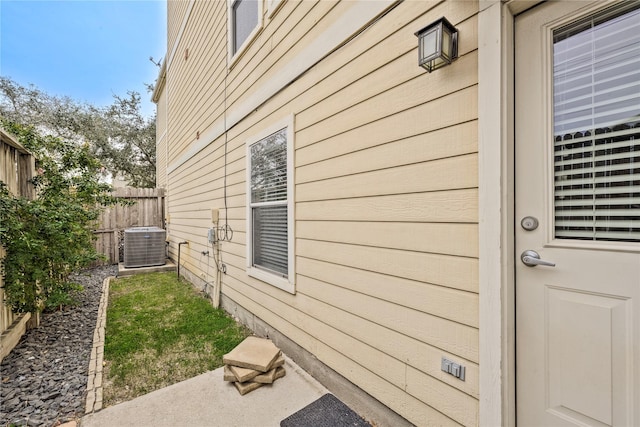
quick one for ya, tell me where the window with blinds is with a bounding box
[553,3,640,243]
[249,128,288,277]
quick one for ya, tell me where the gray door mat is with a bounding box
[280,393,371,427]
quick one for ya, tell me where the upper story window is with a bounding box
[229,0,261,60]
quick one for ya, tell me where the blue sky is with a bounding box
[0,0,166,118]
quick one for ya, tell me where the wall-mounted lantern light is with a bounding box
[415,17,458,72]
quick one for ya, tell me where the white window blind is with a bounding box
[553,3,640,242]
[250,128,288,276]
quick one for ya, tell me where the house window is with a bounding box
[230,0,259,56]
[246,118,294,293]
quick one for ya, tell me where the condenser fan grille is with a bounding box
[123,227,166,268]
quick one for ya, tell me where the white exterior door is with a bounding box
[515,2,640,425]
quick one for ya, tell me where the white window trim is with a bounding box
[266,0,284,18]
[245,115,295,293]
[227,0,263,68]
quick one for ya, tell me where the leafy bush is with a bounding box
[44,281,84,311]
[0,120,116,313]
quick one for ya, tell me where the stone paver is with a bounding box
[254,366,286,384]
[228,355,285,383]
[229,364,261,382]
[223,336,281,372]
[234,379,264,395]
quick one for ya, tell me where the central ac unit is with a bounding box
[123,227,166,268]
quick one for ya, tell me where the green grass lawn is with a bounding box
[103,272,250,407]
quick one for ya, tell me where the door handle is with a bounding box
[521,250,556,267]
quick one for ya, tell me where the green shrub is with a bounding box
[0,120,116,313]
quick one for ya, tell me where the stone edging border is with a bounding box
[85,275,113,414]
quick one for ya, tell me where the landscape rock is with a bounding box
[0,265,115,426]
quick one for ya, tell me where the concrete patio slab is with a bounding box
[80,356,327,427]
[117,261,176,277]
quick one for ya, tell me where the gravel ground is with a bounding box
[0,265,117,427]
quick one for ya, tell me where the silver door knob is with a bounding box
[521,250,556,267]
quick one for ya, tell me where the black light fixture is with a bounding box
[415,17,458,72]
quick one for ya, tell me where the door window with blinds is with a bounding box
[247,121,294,293]
[553,3,640,242]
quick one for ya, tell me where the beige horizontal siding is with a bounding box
[297,238,478,295]
[226,1,337,104]
[293,2,479,133]
[296,221,478,257]
[297,273,478,361]
[297,189,478,223]
[296,120,477,178]
[298,261,480,395]
[296,55,478,146]
[164,0,480,424]
[156,89,167,139]
[297,83,478,152]
[297,256,478,326]
[156,89,167,188]
[167,0,226,163]
[221,281,463,427]
[167,0,189,59]
[297,153,478,201]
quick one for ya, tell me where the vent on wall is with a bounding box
[123,227,167,268]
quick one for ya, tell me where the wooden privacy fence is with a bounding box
[93,187,165,265]
[1,128,36,361]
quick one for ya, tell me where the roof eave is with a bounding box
[151,58,167,104]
